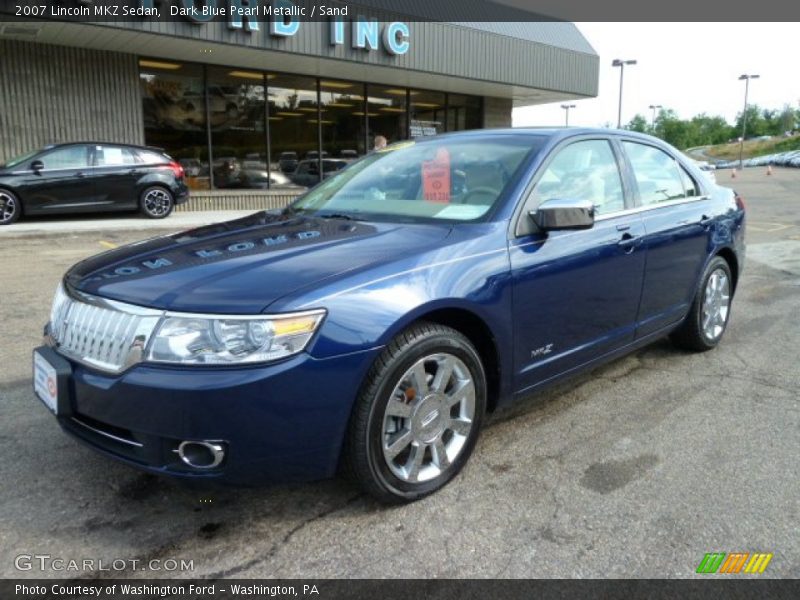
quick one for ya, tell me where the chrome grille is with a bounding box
[49,283,162,373]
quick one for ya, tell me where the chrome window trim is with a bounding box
[594,193,710,222]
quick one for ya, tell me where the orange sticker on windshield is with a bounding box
[422,148,451,203]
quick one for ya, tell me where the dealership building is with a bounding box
[0,2,598,206]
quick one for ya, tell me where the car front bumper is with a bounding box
[37,345,381,484]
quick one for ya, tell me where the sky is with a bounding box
[513,23,800,128]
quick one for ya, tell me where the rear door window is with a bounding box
[94,145,138,166]
[623,141,687,206]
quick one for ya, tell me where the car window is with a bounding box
[530,139,625,216]
[136,149,169,165]
[94,145,138,166]
[292,136,544,223]
[623,142,687,206]
[41,146,90,170]
[678,164,700,197]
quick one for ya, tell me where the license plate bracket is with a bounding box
[32,346,73,417]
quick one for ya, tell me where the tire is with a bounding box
[670,256,734,352]
[342,322,487,503]
[0,188,21,225]
[140,186,174,219]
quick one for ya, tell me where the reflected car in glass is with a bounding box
[0,143,189,225]
[34,129,745,503]
[289,158,349,187]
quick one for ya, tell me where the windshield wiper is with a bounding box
[317,212,365,222]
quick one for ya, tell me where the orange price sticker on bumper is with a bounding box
[422,148,451,203]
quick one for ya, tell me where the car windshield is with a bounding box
[3,149,41,169]
[290,136,543,223]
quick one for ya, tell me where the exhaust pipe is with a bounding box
[175,440,226,469]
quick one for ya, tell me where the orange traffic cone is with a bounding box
[731,168,737,178]
[766,165,773,176]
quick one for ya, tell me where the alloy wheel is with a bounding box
[381,353,476,483]
[701,268,730,341]
[143,188,172,217]
[0,191,17,223]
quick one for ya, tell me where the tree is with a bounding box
[625,114,649,133]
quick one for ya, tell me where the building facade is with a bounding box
[0,6,598,193]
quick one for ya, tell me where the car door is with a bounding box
[16,145,94,214]
[91,145,141,210]
[509,137,646,393]
[619,140,714,337]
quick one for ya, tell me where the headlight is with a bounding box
[146,309,326,365]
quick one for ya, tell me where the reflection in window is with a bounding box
[532,140,625,216]
[623,142,686,206]
[139,60,209,189]
[367,85,408,147]
[409,89,446,138]
[319,80,366,161]
[447,94,482,132]
[41,145,90,169]
[207,67,267,190]
[270,74,319,187]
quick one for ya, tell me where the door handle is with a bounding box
[618,232,640,253]
[128,169,142,176]
[699,214,713,227]
[616,223,632,232]
[75,171,85,178]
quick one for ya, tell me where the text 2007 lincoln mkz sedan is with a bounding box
[33,129,745,503]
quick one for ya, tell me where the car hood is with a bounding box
[65,212,453,313]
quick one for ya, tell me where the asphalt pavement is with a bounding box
[1,167,797,579]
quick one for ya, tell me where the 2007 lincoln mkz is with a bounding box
[34,129,745,502]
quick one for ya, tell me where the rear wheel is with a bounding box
[0,189,21,225]
[140,186,174,219]
[343,323,487,503]
[671,256,733,351]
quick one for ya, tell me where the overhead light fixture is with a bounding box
[320,81,353,89]
[379,107,405,113]
[353,112,379,117]
[228,70,263,80]
[384,88,417,96]
[268,117,283,121]
[412,102,440,108]
[276,111,303,117]
[138,59,182,70]
[297,107,320,113]
[327,102,354,108]
[308,119,335,125]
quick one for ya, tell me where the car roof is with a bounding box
[429,127,666,143]
[40,142,166,152]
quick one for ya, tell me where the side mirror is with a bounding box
[30,160,44,172]
[530,198,595,231]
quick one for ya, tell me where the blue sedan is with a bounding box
[34,129,745,502]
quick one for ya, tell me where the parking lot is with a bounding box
[1,167,798,579]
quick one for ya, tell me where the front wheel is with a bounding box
[140,186,174,219]
[343,323,487,503]
[671,256,733,351]
[0,188,21,225]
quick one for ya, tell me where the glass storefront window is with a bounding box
[409,89,446,138]
[447,94,482,132]
[319,79,366,162]
[269,74,319,187]
[367,85,408,148]
[139,60,210,190]
[207,67,267,190]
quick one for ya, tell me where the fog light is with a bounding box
[175,440,226,469]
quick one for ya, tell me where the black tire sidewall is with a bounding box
[694,257,733,348]
[0,188,21,225]
[140,186,174,219]
[363,332,487,501]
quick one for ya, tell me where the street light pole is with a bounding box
[612,59,637,128]
[648,104,662,130]
[561,104,576,127]
[738,74,760,169]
